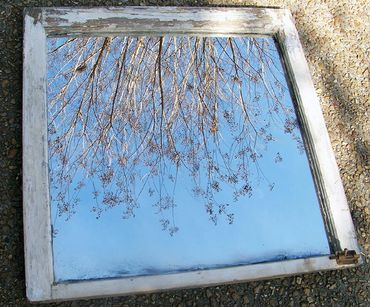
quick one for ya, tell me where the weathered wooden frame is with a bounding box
[23,6,361,302]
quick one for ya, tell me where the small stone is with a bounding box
[242,295,250,304]
[2,79,9,89]
[296,277,302,285]
[254,285,262,294]
[8,148,17,158]
[231,292,240,301]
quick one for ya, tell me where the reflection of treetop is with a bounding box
[48,36,303,235]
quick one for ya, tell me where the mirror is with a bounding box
[47,35,330,282]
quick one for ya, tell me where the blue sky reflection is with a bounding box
[47,36,330,282]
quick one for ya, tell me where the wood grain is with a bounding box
[23,6,361,302]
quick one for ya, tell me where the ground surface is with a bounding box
[0,0,369,306]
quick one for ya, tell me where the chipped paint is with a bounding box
[24,7,43,25]
[41,7,280,36]
[23,6,361,302]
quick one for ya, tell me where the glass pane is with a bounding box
[47,36,330,282]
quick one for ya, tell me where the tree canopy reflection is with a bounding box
[48,36,303,235]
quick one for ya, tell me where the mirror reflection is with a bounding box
[47,36,330,282]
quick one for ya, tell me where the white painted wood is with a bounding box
[50,256,354,301]
[40,6,284,37]
[22,6,361,302]
[277,11,360,253]
[23,12,53,302]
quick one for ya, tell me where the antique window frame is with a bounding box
[23,6,361,302]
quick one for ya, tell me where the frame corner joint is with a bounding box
[329,248,361,265]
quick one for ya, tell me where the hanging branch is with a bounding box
[47,36,301,233]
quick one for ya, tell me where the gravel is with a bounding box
[0,0,369,306]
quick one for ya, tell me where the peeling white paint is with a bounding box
[40,7,281,36]
[23,6,361,302]
[278,13,360,252]
[23,11,53,302]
